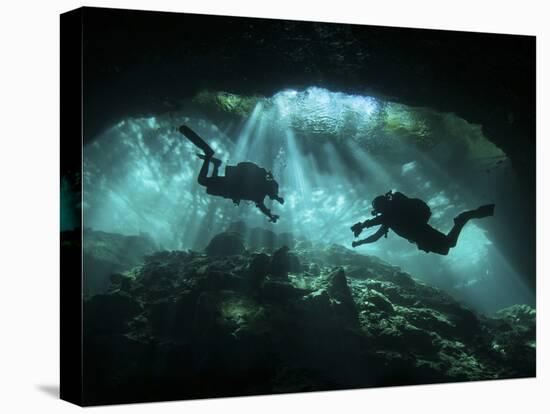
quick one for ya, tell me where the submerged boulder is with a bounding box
[226,221,297,251]
[363,289,395,314]
[248,253,271,289]
[324,268,355,309]
[301,267,358,326]
[262,280,309,302]
[269,246,302,278]
[205,232,246,257]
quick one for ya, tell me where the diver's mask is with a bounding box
[371,192,392,215]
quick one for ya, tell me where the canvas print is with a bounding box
[60,7,536,406]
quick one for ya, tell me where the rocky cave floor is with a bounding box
[80,230,536,405]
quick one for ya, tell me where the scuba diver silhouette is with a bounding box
[179,125,284,223]
[350,191,495,255]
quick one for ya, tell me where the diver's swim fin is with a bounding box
[454,204,495,225]
[472,204,495,219]
[179,125,214,157]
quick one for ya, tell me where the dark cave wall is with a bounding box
[80,7,536,287]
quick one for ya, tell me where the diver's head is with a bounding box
[372,195,389,215]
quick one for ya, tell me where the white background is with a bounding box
[0,0,547,412]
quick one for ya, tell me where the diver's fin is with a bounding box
[454,204,495,225]
[179,125,214,157]
[472,204,495,219]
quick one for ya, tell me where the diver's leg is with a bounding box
[211,157,222,177]
[352,238,368,248]
[454,204,495,225]
[198,154,221,177]
[197,157,211,187]
[446,220,467,248]
[446,204,495,248]
[416,224,450,255]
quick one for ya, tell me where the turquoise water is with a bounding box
[78,87,533,313]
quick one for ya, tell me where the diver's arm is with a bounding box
[352,225,388,247]
[351,215,384,237]
[256,200,279,223]
[363,215,384,228]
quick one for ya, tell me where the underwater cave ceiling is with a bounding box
[82,8,535,187]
